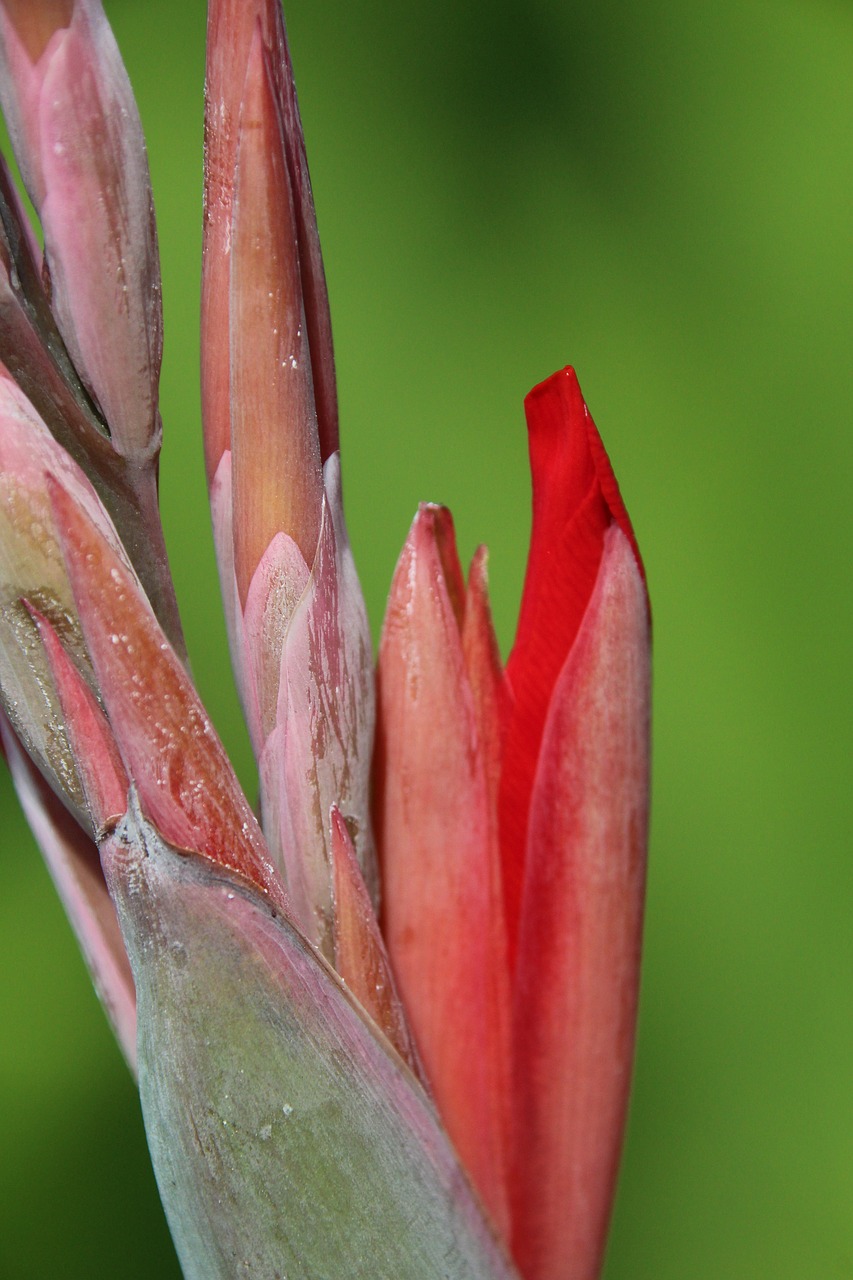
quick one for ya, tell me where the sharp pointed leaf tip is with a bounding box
[240,525,311,748]
[47,476,288,913]
[25,599,128,832]
[500,366,647,956]
[376,504,513,1238]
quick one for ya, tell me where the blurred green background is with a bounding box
[1,0,851,1276]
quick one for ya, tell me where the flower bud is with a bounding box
[0,0,163,460]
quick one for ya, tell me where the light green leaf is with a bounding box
[103,796,519,1280]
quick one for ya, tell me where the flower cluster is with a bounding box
[0,3,650,1279]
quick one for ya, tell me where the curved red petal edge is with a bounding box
[499,367,646,954]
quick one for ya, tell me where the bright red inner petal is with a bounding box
[499,367,642,958]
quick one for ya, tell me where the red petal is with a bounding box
[48,476,288,913]
[510,527,650,1280]
[375,504,512,1238]
[500,367,643,956]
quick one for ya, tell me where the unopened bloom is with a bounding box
[375,369,649,1280]
[0,0,183,651]
[202,0,376,963]
[0,0,162,457]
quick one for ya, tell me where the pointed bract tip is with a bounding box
[377,503,514,1238]
[523,366,644,579]
[407,503,466,628]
